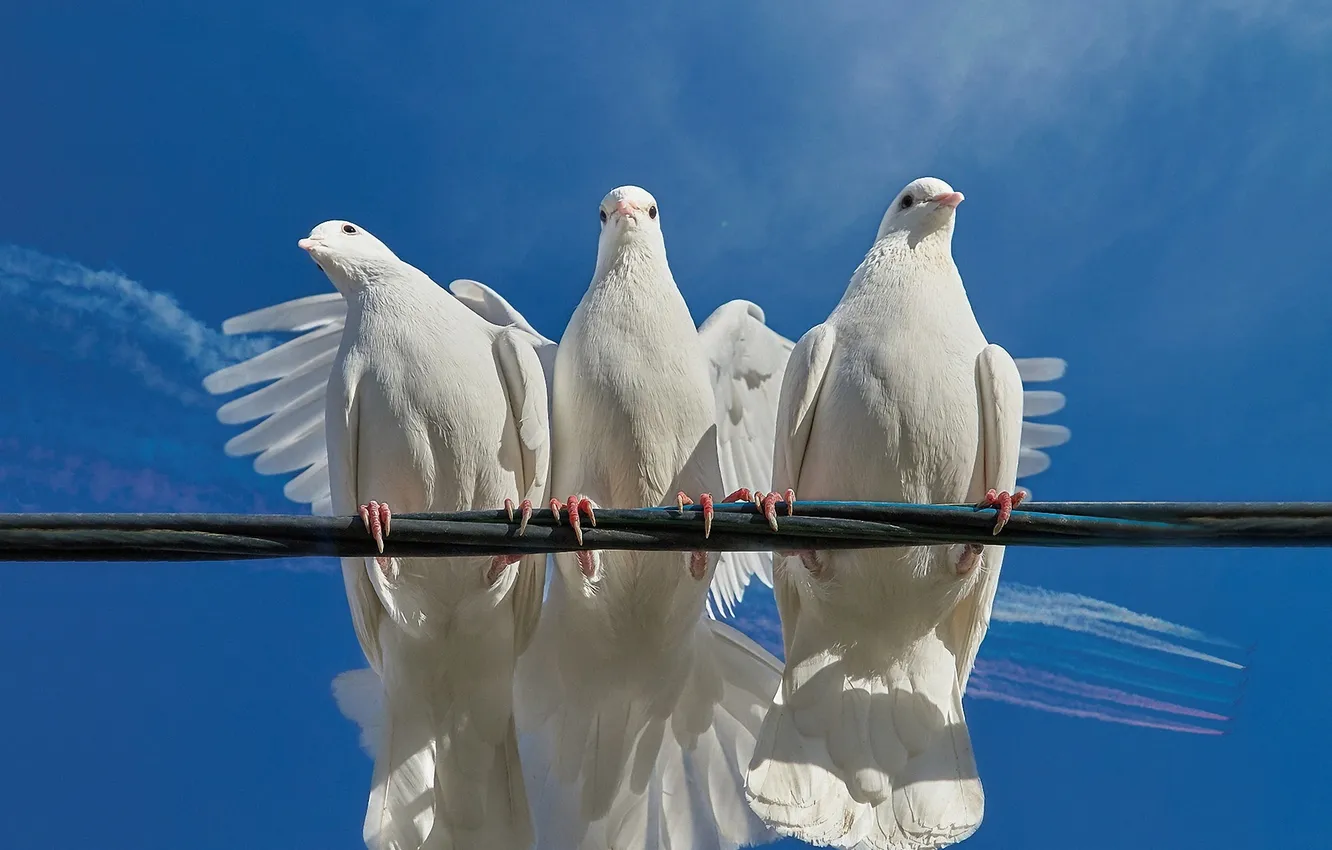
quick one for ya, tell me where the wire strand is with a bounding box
[3,501,1332,561]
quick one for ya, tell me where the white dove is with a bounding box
[746,178,1025,849]
[512,186,783,850]
[299,220,548,850]
[200,196,1071,850]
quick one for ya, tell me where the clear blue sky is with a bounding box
[1,3,1329,849]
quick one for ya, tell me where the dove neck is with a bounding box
[322,260,406,300]
[838,230,969,310]
[592,235,669,285]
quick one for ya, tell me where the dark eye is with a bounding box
[899,195,914,210]
[599,209,608,223]
[342,224,358,235]
[648,204,658,220]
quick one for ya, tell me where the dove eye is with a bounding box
[342,224,358,235]
[599,210,608,224]
[899,195,914,211]
[648,205,658,220]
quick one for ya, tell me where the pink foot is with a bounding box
[689,550,709,580]
[504,497,534,535]
[551,495,597,543]
[756,488,796,531]
[976,488,1025,535]
[554,495,596,545]
[487,553,523,585]
[576,550,597,579]
[955,543,984,575]
[676,491,721,538]
[358,500,393,575]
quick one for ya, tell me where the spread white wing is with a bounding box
[1013,357,1073,499]
[202,280,549,515]
[696,301,794,618]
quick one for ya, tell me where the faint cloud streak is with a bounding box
[0,245,272,404]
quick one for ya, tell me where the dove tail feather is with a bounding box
[334,658,534,850]
[518,620,781,850]
[746,618,984,850]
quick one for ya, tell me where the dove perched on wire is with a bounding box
[512,186,782,850]
[278,220,550,850]
[745,178,1025,850]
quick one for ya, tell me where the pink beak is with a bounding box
[932,192,965,209]
[298,238,317,251]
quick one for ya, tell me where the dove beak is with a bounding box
[612,200,640,225]
[932,192,965,209]
[298,238,319,252]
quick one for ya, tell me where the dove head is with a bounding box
[874,177,964,246]
[595,185,665,257]
[297,220,401,294]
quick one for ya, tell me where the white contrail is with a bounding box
[994,582,1244,669]
[0,245,272,401]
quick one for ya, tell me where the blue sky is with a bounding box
[2,2,1329,848]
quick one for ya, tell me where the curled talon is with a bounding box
[783,488,796,516]
[516,499,533,536]
[550,498,563,524]
[358,500,391,554]
[566,495,585,545]
[759,491,782,532]
[976,488,1025,535]
[559,496,597,546]
[751,491,766,510]
[701,493,714,539]
[676,491,694,512]
[505,498,516,522]
[721,488,753,504]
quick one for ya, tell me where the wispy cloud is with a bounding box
[975,659,1230,723]
[966,682,1227,736]
[0,246,271,404]
[674,0,1330,247]
[993,583,1244,668]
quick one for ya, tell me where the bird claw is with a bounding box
[758,489,794,532]
[553,495,596,546]
[505,498,534,535]
[955,543,984,575]
[487,553,522,586]
[576,549,598,579]
[689,550,708,580]
[358,500,392,554]
[678,491,718,536]
[976,488,1025,535]
[721,488,753,504]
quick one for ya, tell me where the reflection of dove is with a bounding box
[298,220,550,850]
[747,178,1026,849]
[515,186,782,850]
